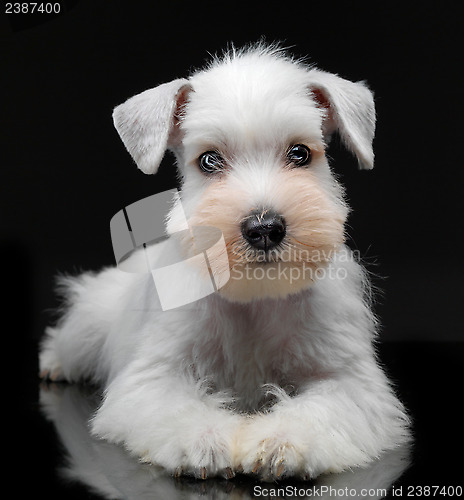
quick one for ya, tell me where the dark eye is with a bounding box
[198,151,224,173]
[287,144,312,167]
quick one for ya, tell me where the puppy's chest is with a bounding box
[191,314,314,410]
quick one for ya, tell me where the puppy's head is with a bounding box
[113,45,375,302]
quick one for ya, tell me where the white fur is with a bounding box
[39,44,409,481]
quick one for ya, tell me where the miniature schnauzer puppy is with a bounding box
[39,44,410,481]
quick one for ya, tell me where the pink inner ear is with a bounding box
[311,88,330,110]
[173,86,191,124]
[310,87,337,137]
[170,85,192,148]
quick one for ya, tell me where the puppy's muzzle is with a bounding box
[241,209,286,251]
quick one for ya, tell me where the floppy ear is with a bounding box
[113,79,192,175]
[307,69,376,170]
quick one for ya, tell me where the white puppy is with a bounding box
[39,44,410,481]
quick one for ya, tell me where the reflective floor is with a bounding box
[24,342,463,499]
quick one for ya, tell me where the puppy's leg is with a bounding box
[237,364,410,481]
[39,268,130,383]
[91,362,241,479]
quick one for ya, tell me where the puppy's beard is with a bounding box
[181,168,347,302]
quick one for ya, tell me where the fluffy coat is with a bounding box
[39,44,410,481]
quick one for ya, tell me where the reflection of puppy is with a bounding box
[39,44,410,481]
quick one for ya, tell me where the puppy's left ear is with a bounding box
[113,79,192,175]
[307,69,376,170]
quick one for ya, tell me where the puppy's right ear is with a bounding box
[113,79,192,175]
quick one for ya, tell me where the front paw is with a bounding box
[93,406,240,480]
[236,412,374,481]
[236,416,312,481]
[143,420,237,480]
[242,438,310,481]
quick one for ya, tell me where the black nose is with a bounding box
[241,209,286,251]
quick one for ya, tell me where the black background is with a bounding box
[2,1,463,497]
